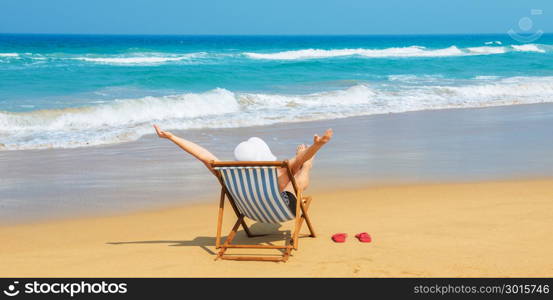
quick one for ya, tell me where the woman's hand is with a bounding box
[153,124,174,139]
[313,128,333,145]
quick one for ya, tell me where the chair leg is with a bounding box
[300,197,316,237]
[216,217,242,260]
[296,196,316,237]
[282,247,292,262]
[291,190,305,250]
[215,189,225,249]
[303,196,313,210]
[290,196,316,248]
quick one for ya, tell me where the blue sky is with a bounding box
[1,0,552,35]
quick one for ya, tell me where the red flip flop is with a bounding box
[355,232,372,243]
[331,233,347,243]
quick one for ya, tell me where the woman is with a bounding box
[153,125,333,209]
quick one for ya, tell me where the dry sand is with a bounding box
[1,179,552,277]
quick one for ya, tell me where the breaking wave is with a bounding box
[0,52,207,65]
[511,44,546,53]
[2,76,553,150]
[0,53,19,57]
[2,44,550,65]
[72,52,206,65]
[243,44,549,60]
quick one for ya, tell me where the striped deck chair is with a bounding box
[211,161,316,262]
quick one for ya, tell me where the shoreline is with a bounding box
[1,178,552,277]
[2,101,553,153]
[2,102,553,223]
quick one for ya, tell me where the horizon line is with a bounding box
[2,32,547,37]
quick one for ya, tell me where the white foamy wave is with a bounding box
[244,46,469,60]
[485,41,502,45]
[75,57,185,64]
[73,52,205,65]
[0,88,239,150]
[2,76,553,150]
[0,88,238,130]
[511,44,545,53]
[466,46,506,54]
[0,53,19,57]
[243,44,553,60]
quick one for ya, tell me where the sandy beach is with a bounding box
[1,178,552,277]
[2,103,553,277]
[2,5,553,283]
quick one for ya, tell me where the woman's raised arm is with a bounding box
[154,125,219,174]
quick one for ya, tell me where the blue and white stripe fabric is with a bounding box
[216,166,295,223]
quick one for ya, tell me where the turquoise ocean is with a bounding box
[1,34,553,150]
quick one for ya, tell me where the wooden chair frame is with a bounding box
[210,160,316,262]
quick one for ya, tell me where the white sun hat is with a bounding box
[234,137,277,161]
